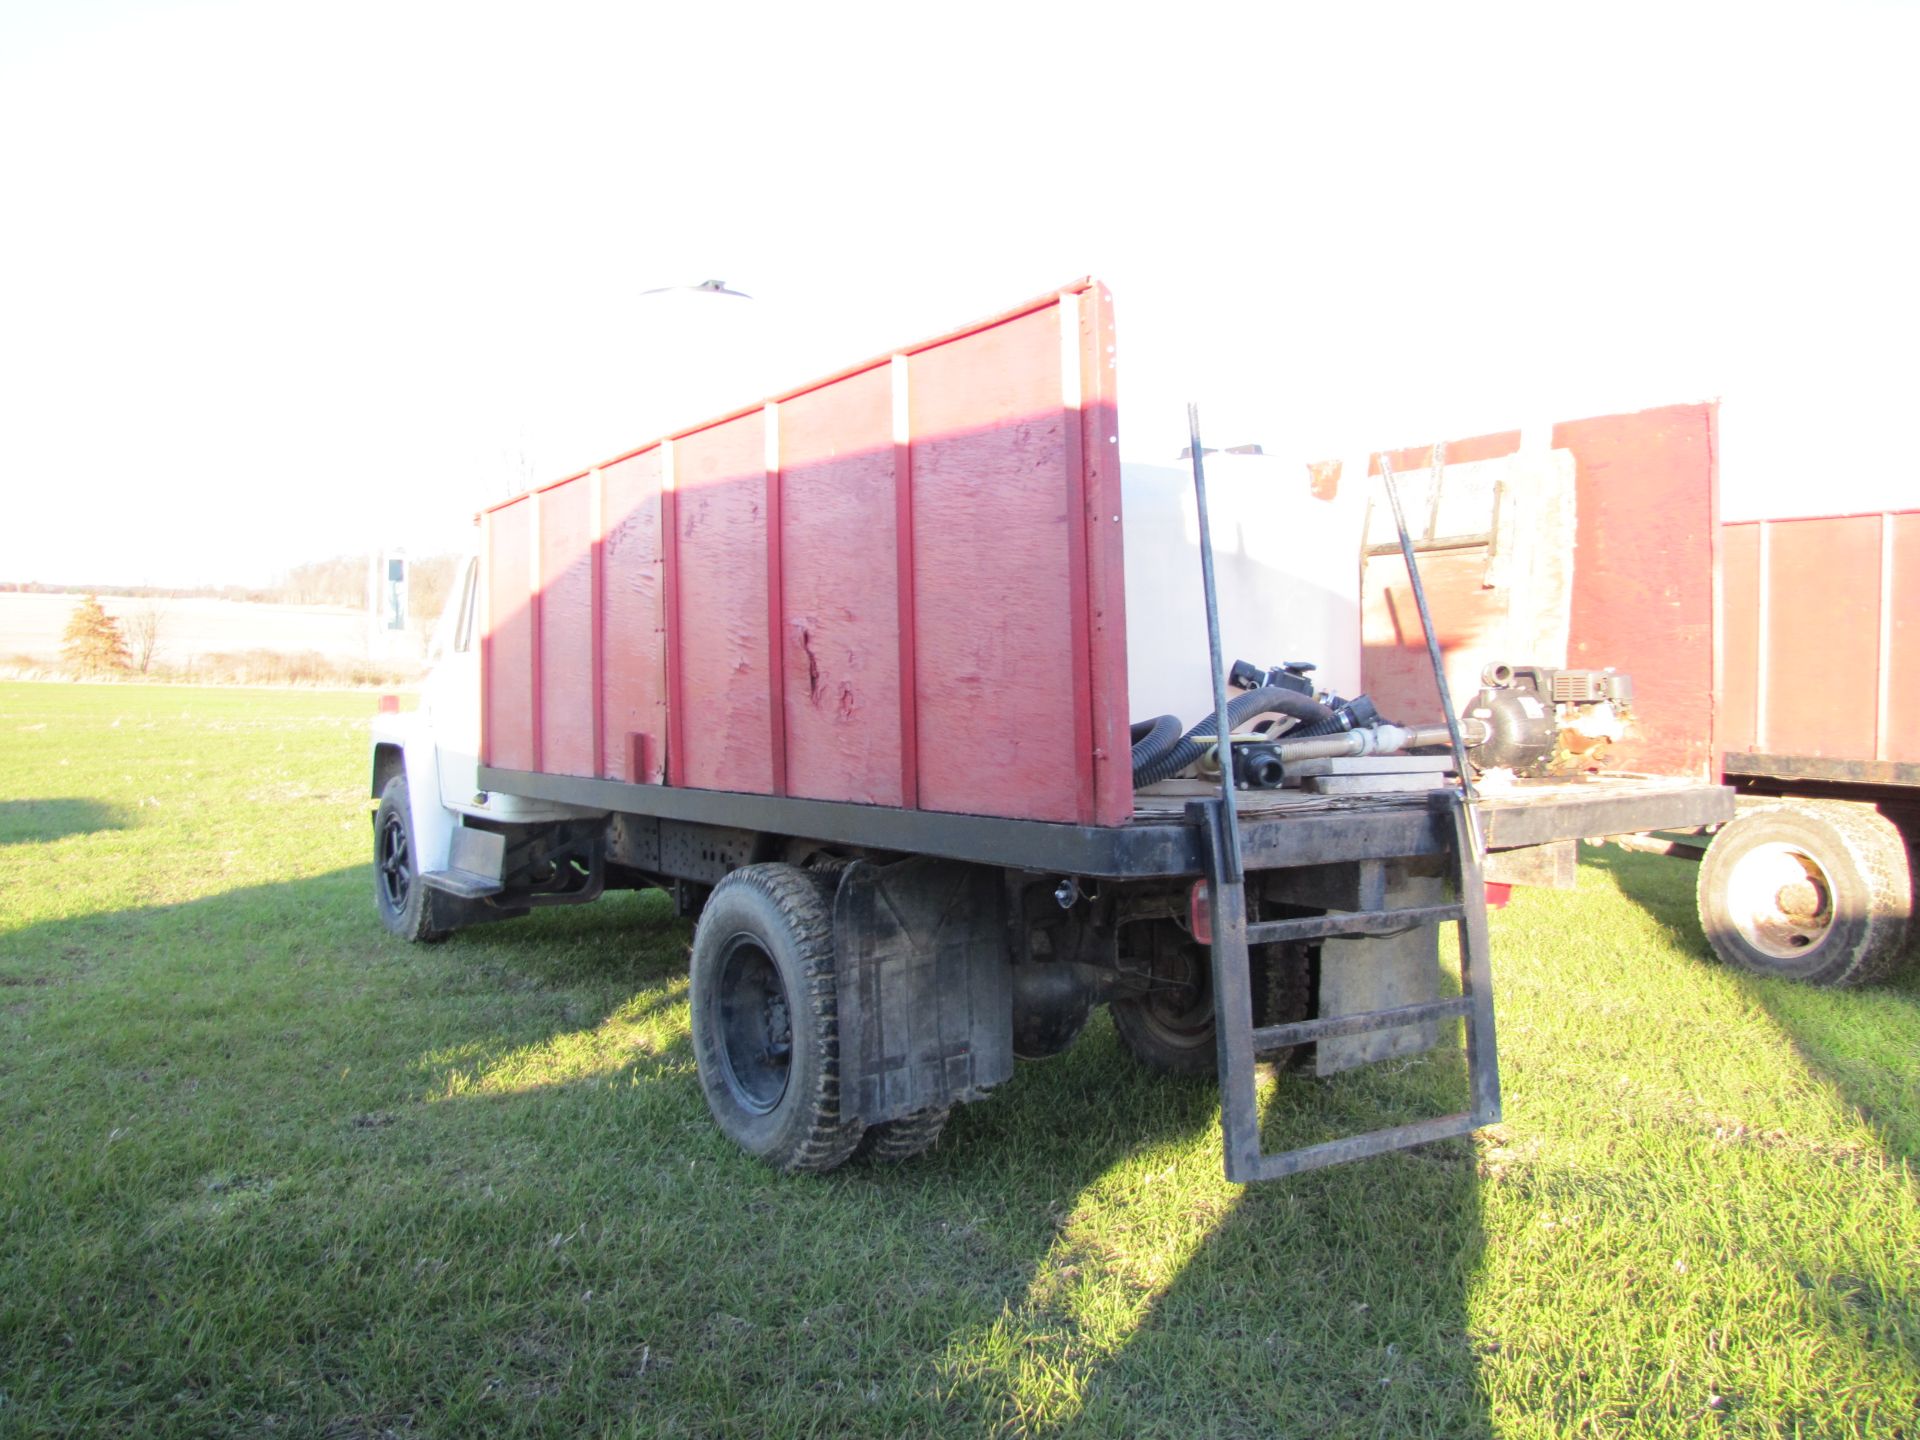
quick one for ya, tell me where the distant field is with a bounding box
[0,681,1915,1438]
[0,592,413,668]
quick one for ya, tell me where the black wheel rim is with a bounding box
[1137,946,1215,1049]
[715,934,792,1115]
[378,812,411,912]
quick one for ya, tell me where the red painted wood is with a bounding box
[481,279,1127,825]
[1890,513,1920,764]
[485,498,535,772]
[1762,515,1880,759]
[1360,548,1506,724]
[674,412,774,794]
[661,454,684,787]
[590,473,605,777]
[1719,522,1760,756]
[893,359,919,811]
[538,479,595,777]
[1078,284,1132,828]
[1358,405,1718,779]
[1355,404,1919,783]
[1059,297,1096,824]
[778,366,903,805]
[529,498,543,770]
[1366,431,1521,476]
[1558,404,1719,780]
[908,308,1080,823]
[599,448,666,783]
[763,410,787,797]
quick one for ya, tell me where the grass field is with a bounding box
[1,681,1915,1438]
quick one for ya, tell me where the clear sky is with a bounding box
[3,1,1915,588]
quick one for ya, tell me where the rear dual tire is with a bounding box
[1110,924,1313,1076]
[1696,799,1912,987]
[688,865,863,1173]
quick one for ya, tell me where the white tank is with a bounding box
[1121,452,1369,728]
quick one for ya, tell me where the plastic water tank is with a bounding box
[1121,452,1367,728]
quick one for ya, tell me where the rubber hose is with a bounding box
[1129,715,1184,780]
[1286,710,1350,740]
[1132,686,1337,788]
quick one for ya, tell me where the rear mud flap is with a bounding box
[832,858,1014,1126]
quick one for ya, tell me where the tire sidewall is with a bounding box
[1109,931,1218,1077]
[373,775,436,941]
[1698,804,1876,984]
[688,871,841,1164]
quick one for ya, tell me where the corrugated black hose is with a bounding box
[1129,715,1184,775]
[1131,686,1338,787]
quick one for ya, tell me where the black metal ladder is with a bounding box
[1197,791,1501,1182]
[1180,404,1499,1182]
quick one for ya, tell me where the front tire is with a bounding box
[1696,799,1911,987]
[688,865,865,1174]
[373,775,449,943]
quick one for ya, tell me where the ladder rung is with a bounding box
[1229,1112,1485,1183]
[1250,996,1471,1052]
[1244,903,1464,945]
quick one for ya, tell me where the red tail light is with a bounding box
[1189,879,1213,944]
[378,694,400,714]
[1484,882,1513,910]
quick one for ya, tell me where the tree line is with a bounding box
[7,553,461,618]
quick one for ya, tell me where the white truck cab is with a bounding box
[368,552,603,939]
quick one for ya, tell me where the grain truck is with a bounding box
[368,281,1731,1181]
[1353,406,1916,987]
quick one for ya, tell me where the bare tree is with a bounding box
[407,555,459,630]
[126,602,163,674]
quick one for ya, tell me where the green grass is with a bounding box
[1,680,1915,1439]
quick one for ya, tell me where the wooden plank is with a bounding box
[589,467,605,777]
[892,356,919,810]
[1059,293,1095,824]
[1077,283,1132,827]
[599,447,666,783]
[1367,432,1521,476]
[1303,774,1450,795]
[1890,512,1920,764]
[1763,514,1880,759]
[661,441,683,786]
[476,279,1134,826]
[1289,756,1453,775]
[1361,546,1500,723]
[764,403,787,797]
[778,366,903,805]
[537,478,595,777]
[674,413,773,793]
[1557,403,1718,780]
[485,498,535,772]
[529,487,543,770]
[908,307,1080,823]
[1719,522,1760,758]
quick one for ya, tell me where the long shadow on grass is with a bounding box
[0,795,128,844]
[1588,845,1920,1167]
[1,868,1494,1438]
[996,1070,1493,1437]
[0,868,711,1435]
[400,901,1497,1435]
[765,1027,1494,1438]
